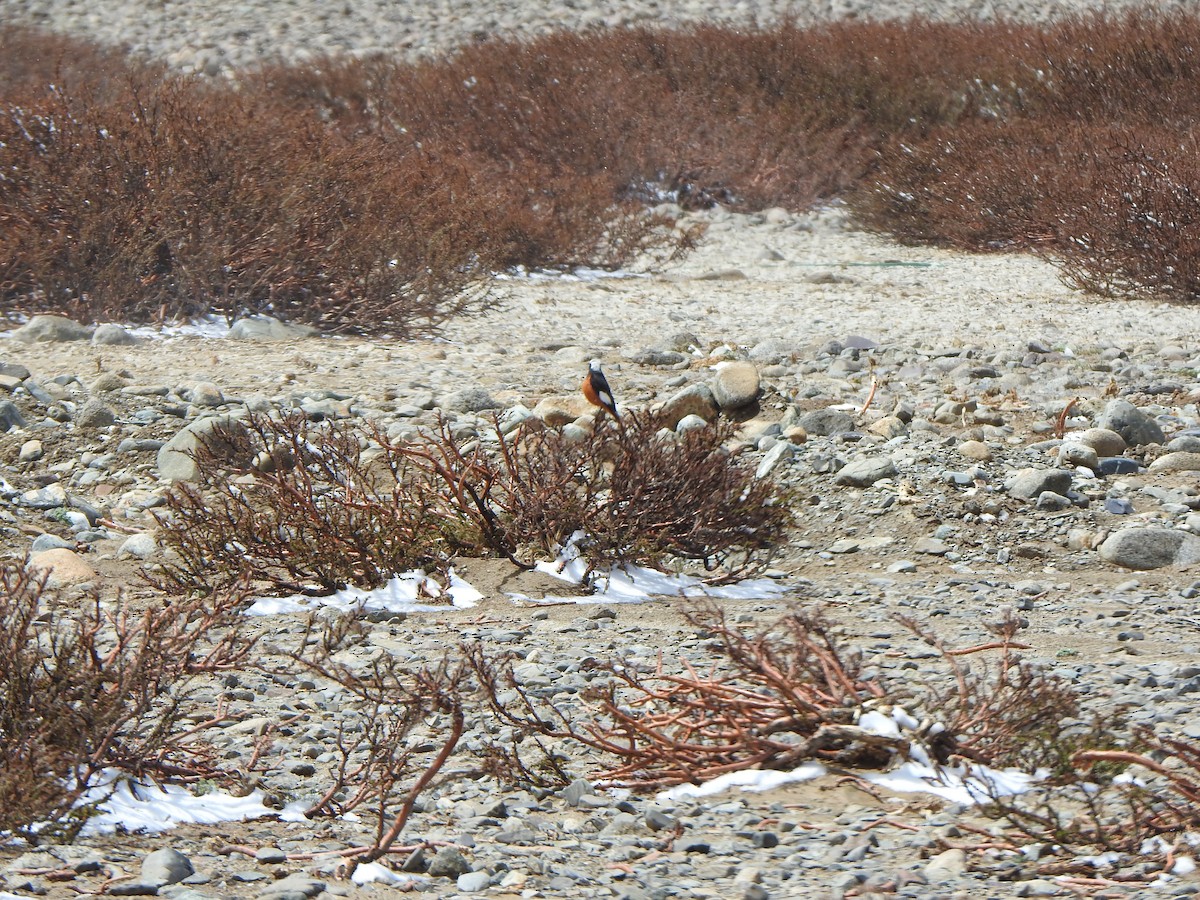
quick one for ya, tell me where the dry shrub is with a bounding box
[153,412,475,595]
[1043,131,1200,303]
[0,564,254,840]
[470,602,1107,792]
[0,73,494,333]
[403,411,795,580]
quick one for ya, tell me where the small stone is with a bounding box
[1058,442,1099,470]
[958,439,992,461]
[645,808,677,831]
[657,383,717,428]
[0,400,27,431]
[1076,427,1126,456]
[1097,457,1141,476]
[141,848,194,887]
[118,533,158,559]
[1016,879,1063,896]
[828,538,859,554]
[227,316,318,341]
[1104,497,1134,515]
[18,439,43,462]
[254,847,287,865]
[887,559,918,573]
[1006,468,1073,500]
[1036,490,1072,511]
[797,407,856,436]
[835,457,897,487]
[186,382,225,407]
[924,848,967,880]
[561,777,593,807]
[914,537,949,556]
[92,323,138,345]
[444,387,498,412]
[92,372,129,392]
[28,548,97,587]
[426,847,470,878]
[76,399,117,429]
[157,416,250,482]
[30,534,73,554]
[456,870,491,892]
[258,874,324,899]
[532,395,593,426]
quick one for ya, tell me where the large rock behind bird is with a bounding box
[709,361,760,411]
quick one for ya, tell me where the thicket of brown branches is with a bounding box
[154,410,793,594]
[11,11,1200,325]
[0,566,254,840]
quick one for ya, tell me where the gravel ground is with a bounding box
[5,3,1200,898]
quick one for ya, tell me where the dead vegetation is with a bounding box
[153,410,793,595]
[11,11,1200,326]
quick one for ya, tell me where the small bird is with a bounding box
[582,359,619,420]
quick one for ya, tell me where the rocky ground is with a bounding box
[3,207,1200,898]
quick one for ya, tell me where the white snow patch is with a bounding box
[656,763,826,802]
[866,760,1039,806]
[351,862,424,886]
[78,773,275,835]
[515,532,792,604]
[246,568,480,616]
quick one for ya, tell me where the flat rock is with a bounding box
[76,399,117,429]
[1005,467,1073,500]
[0,400,27,432]
[28,548,97,587]
[227,316,318,341]
[1098,527,1200,570]
[797,407,856,436]
[1148,451,1200,474]
[11,314,91,342]
[834,456,897,487]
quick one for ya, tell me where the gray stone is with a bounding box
[0,362,31,380]
[1149,451,1200,474]
[834,456,897,487]
[157,416,250,482]
[92,372,130,393]
[140,848,194,887]
[1036,491,1073,511]
[709,361,760,411]
[1099,527,1200,570]
[11,314,91,342]
[186,382,224,407]
[1006,468,1073,500]
[76,399,117,429]
[253,847,287,864]
[914,537,949,556]
[0,400,27,431]
[30,533,73,553]
[227,316,318,341]
[657,383,718,428]
[258,874,324,899]
[675,413,708,432]
[92,323,138,345]
[796,407,856,436]
[426,847,471,878]
[456,871,491,892]
[924,848,966,880]
[118,533,159,560]
[1096,398,1165,447]
[1057,442,1099,470]
[561,777,594,807]
[628,348,688,367]
[20,483,68,509]
[18,439,43,462]
[444,387,499,412]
